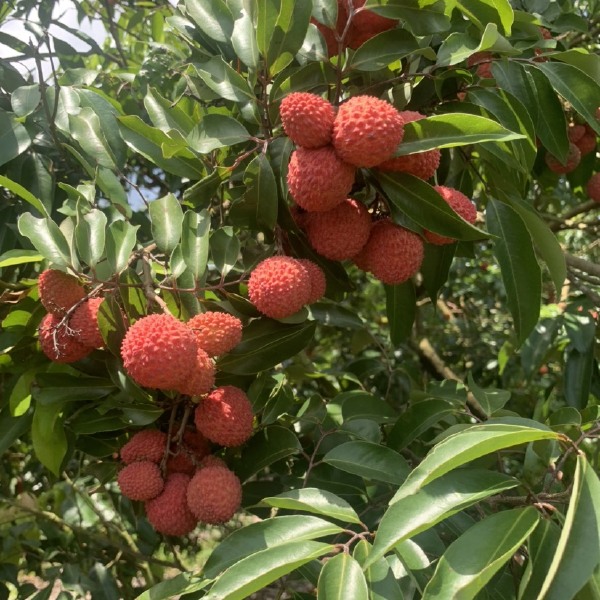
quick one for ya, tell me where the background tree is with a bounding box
[0,0,599,598]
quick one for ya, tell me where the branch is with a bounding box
[565,253,600,279]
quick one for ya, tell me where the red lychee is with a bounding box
[287,146,355,212]
[183,429,212,459]
[545,143,581,174]
[120,430,167,464]
[38,312,92,363]
[346,0,397,49]
[247,256,312,319]
[587,173,600,202]
[297,259,326,304]
[305,199,371,261]
[175,347,215,397]
[199,455,228,470]
[424,186,477,246]
[332,96,404,167]
[120,313,198,390]
[467,52,494,79]
[568,124,586,143]
[38,269,85,315]
[194,386,254,447]
[187,312,242,357]
[186,466,242,524]
[358,220,424,285]
[574,125,596,156]
[166,448,196,476]
[280,93,335,149]
[145,473,197,536]
[117,461,164,501]
[70,297,104,349]
[540,27,553,39]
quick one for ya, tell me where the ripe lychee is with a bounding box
[287,146,355,212]
[187,312,242,357]
[186,466,242,524]
[297,259,326,304]
[424,186,477,246]
[38,269,85,315]
[120,429,167,464]
[574,125,596,156]
[280,93,335,149]
[117,461,164,501]
[194,386,254,447]
[545,143,581,174]
[467,52,494,79]
[183,429,212,459]
[332,96,404,167]
[145,473,197,536]
[199,455,228,470]
[175,347,215,397]
[568,124,586,143]
[346,0,397,49]
[587,173,600,202]
[247,256,312,319]
[305,199,371,261]
[70,297,104,349]
[38,312,92,363]
[358,220,424,285]
[540,27,553,39]
[120,313,198,390]
[166,448,196,476]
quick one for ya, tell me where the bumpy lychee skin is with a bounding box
[166,448,196,476]
[145,473,197,536]
[424,186,477,246]
[332,96,404,167]
[38,269,86,316]
[187,312,242,357]
[38,313,92,363]
[346,0,397,49]
[467,52,494,79]
[194,386,254,447]
[183,429,212,459]
[568,124,586,143]
[120,313,198,390]
[587,173,600,202]
[175,347,215,397]
[120,430,167,464]
[186,466,242,524]
[575,125,596,156]
[199,455,228,470]
[280,93,335,149]
[248,256,312,319]
[545,143,581,174]
[297,259,326,304]
[287,146,355,212]
[359,220,424,285]
[117,461,164,501]
[305,199,371,261]
[70,297,104,349]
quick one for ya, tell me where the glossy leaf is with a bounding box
[11,84,41,117]
[366,0,450,35]
[31,402,68,476]
[385,281,416,345]
[192,57,255,103]
[350,29,419,71]
[353,540,404,600]
[0,174,49,217]
[75,208,107,268]
[106,221,139,274]
[136,574,209,600]
[185,0,234,43]
[0,249,43,268]
[144,88,195,135]
[210,227,240,277]
[317,554,368,600]
[564,346,594,409]
[0,109,31,167]
[149,193,184,255]
[230,1,260,68]
[181,209,210,281]
[97,296,128,357]
[69,107,117,170]
[18,214,72,268]
[454,0,514,35]
[187,114,250,153]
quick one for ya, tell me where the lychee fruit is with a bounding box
[166,448,196,476]
[186,466,242,524]
[187,312,242,357]
[540,27,553,39]
[346,0,397,49]
[280,93,335,149]
[287,146,355,212]
[332,96,404,167]
[145,473,197,536]
[424,186,477,246]
[175,347,215,397]
[545,143,581,174]
[247,256,312,319]
[194,386,254,447]
[38,312,92,363]
[358,220,424,285]
[120,313,198,390]
[117,461,164,501]
[467,52,494,79]
[305,199,371,261]
[70,297,104,349]
[183,429,212,459]
[38,269,85,315]
[297,259,326,304]
[120,429,167,464]
[568,124,586,143]
[574,125,596,156]
[587,173,600,202]
[199,455,228,470]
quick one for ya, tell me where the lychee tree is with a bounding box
[1,0,599,598]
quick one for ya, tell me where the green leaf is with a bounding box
[144,88,195,135]
[353,540,404,600]
[97,296,128,357]
[32,402,68,476]
[467,373,511,415]
[0,249,43,268]
[317,554,369,600]
[323,441,410,485]
[564,346,594,409]
[18,214,72,269]
[366,469,520,569]
[203,515,342,579]
[69,107,117,170]
[0,109,31,167]
[206,540,333,600]
[350,29,419,71]
[106,221,139,274]
[309,303,364,330]
[33,373,116,404]
[395,113,525,155]
[187,114,250,153]
[385,281,416,345]
[422,507,539,599]
[454,0,514,35]
[210,227,240,277]
[0,174,49,217]
[230,1,260,68]
[192,57,255,103]
[367,0,450,35]
[260,488,362,524]
[75,208,107,268]
[149,193,184,255]
[311,0,337,28]
[185,0,234,43]
[421,243,456,302]
[486,198,541,345]
[181,209,210,281]
[11,84,41,117]
[119,268,147,322]
[391,423,559,503]
[135,574,209,600]
[0,405,32,455]
[217,319,316,375]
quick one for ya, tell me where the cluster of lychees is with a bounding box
[545,122,597,175]
[278,91,476,286]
